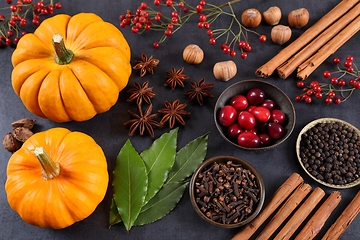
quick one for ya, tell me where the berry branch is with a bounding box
[295,55,360,105]
[119,0,266,58]
[0,0,62,47]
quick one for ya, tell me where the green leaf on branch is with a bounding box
[140,128,178,205]
[166,132,209,184]
[109,199,121,228]
[134,181,188,226]
[112,139,148,231]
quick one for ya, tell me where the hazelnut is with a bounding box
[241,8,262,28]
[183,44,204,64]
[213,60,237,81]
[288,8,309,28]
[271,25,292,45]
[263,6,282,25]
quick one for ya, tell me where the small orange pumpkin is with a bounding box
[11,13,132,122]
[5,127,109,229]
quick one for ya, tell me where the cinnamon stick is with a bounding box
[294,191,342,240]
[255,0,360,78]
[274,187,325,240]
[322,190,360,240]
[297,15,360,80]
[277,3,360,79]
[232,173,304,240]
[256,183,312,240]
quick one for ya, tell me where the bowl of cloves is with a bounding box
[189,155,265,228]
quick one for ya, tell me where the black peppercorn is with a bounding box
[299,121,360,186]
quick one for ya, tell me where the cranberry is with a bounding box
[259,133,271,146]
[267,123,285,140]
[227,123,243,139]
[238,111,256,130]
[252,106,270,123]
[247,88,265,105]
[237,132,260,148]
[217,105,237,127]
[230,95,248,111]
[270,109,285,124]
[261,99,275,111]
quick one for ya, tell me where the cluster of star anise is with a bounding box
[124,53,214,137]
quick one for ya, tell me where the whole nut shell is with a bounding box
[288,8,309,28]
[241,8,262,28]
[11,118,36,129]
[213,60,237,81]
[271,25,292,45]
[183,44,204,64]
[263,6,282,25]
[3,133,21,152]
[12,127,33,142]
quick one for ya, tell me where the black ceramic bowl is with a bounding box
[214,79,296,150]
[189,156,265,228]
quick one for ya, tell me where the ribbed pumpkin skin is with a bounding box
[11,13,131,122]
[5,127,109,229]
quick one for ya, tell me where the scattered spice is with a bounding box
[133,53,160,77]
[127,81,157,105]
[194,160,261,225]
[164,67,189,90]
[158,100,190,129]
[124,103,162,138]
[184,78,214,105]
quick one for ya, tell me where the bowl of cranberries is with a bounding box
[214,79,296,150]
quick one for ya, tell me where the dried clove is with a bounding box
[194,160,261,225]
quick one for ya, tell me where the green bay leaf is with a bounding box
[134,181,188,226]
[109,199,121,228]
[166,132,209,183]
[112,139,148,231]
[140,128,178,205]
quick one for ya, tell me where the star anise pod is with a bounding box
[124,103,162,138]
[127,81,157,105]
[184,78,214,106]
[133,53,160,77]
[158,99,190,129]
[164,67,189,90]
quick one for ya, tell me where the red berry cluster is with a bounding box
[295,55,360,105]
[119,0,265,58]
[0,0,62,47]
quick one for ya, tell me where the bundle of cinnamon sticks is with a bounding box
[232,173,360,240]
[256,0,360,80]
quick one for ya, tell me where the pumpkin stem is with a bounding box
[34,147,60,180]
[52,33,74,65]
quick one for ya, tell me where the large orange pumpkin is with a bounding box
[5,127,109,229]
[11,13,131,122]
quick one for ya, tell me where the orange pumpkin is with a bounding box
[5,127,109,229]
[11,13,131,122]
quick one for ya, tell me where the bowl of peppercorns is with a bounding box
[214,79,296,150]
[189,155,265,228]
[296,118,360,188]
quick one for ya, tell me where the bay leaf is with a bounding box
[166,132,209,183]
[140,128,178,205]
[134,181,188,226]
[112,139,148,231]
[109,199,121,228]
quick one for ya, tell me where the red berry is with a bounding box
[338,79,346,86]
[238,111,256,130]
[323,70,331,78]
[354,81,360,89]
[332,57,340,64]
[334,97,341,104]
[207,29,213,36]
[238,41,246,49]
[259,35,266,43]
[325,97,332,105]
[54,2,62,9]
[166,0,173,6]
[330,77,338,85]
[261,99,276,111]
[230,51,236,57]
[297,81,305,88]
[196,4,203,13]
[153,41,159,48]
[199,14,206,22]
[227,123,243,140]
[243,43,252,52]
[267,123,284,140]
[346,55,354,62]
[344,60,352,68]
[253,106,271,123]
[270,109,285,124]
[247,88,265,105]
[240,52,247,59]
[237,132,260,148]
[328,91,336,98]
[209,38,216,45]
[230,95,248,111]
[218,105,237,127]
[154,0,160,5]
